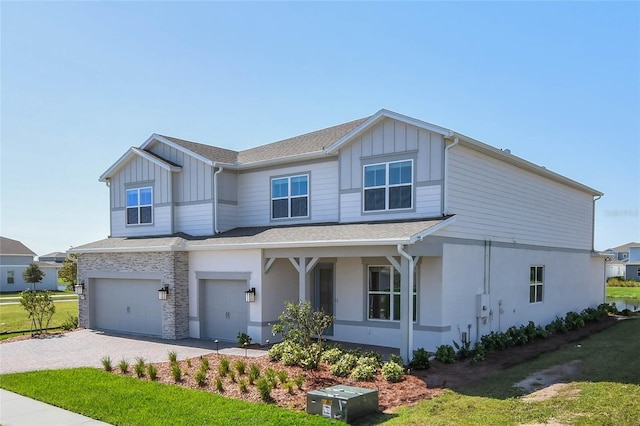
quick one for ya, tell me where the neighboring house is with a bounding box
[71,109,606,361]
[38,252,67,263]
[0,237,59,292]
[604,242,640,280]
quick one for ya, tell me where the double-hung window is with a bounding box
[126,187,153,225]
[368,265,416,321]
[529,266,544,303]
[271,174,309,219]
[7,270,14,285]
[363,160,413,212]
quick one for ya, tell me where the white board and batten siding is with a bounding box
[235,160,339,227]
[339,118,444,222]
[437,145,595,250]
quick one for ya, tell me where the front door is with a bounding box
[313,263,334,336]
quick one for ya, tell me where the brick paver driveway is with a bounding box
[0,329,264,374]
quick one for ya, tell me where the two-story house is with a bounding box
[71,109,605,361]
[604,242,640,280]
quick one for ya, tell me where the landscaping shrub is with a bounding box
[215,376,224,392]
[101,356,112,372]
[134,357,145,378]
[61,314,78,331]
[237,332,252,346]
[118,359,129,374]
[564,311,585,330]
[453,340,473,359]
[195,369,206,387]
[256,377,272,402]
[168,351,178,364]
[435,344,456,364]
[218,357,230,377]
[279,341,304,366]
[350,363,376,381]
[283,381,295,395]
[330,353,358,377]
[248,364,260,384]
[171,363,181,383]
[228,370,236,383]
[472,342,486,363]
[546,316,568,334]
[238,378,248,393]
[389,354,404,366]
[410,348,430,370]
[264,368,278,389]
[276,370,289,385]
[267,342,285,361]
[300,342,323,370]
[294,374,305,389]
[200,356,210,371]
[147,364,158,381]
[607,277,640,287]
[320,346,344,364]
[381,361,404,382]
[233,359,246,375]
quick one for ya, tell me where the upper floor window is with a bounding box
[7,270,14,284]
[126,187,153,225]
[363,160,413,212]
[271,174,309,219]
[529,266,544,303]
[368,265,416,321]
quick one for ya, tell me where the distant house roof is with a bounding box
[606,242,640,252]
[0,237,36,257]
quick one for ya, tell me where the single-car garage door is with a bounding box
[201,280,248,342]
[92,278,163,337]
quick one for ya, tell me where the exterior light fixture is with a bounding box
[74,281,85,296]
[158,285,169,300]
[245,287,256,303]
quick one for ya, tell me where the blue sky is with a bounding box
[1,1,638,256]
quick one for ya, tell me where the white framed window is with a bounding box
[529,266,544,303]
[367,265,416,321]
[363,160,413,212]
[271,174,309,219]
[7,270,14,284]
[126,187,153,225]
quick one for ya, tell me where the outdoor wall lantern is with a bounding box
[158,285,169,301]
[74,281,85,296]
[245,287,256,303]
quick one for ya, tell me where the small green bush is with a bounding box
[215,376,224,392]
[171,363,181,383]
[218,357,230,377]
[200,356,210,371]
[267,342,285,361]
[472,342,486,363]
[101,356,112,372]
[118,359,129,374]
[195,369,206,386]
[283,381,295,395]
[238,378,248,393]
[410,348,431,370]
[61,314,78,331]
[330,353,358,377]
[256,377,272,402]
[382,361,404,382]
[237,332,252,346]
[389,354,404,366]
[565,311,585,330]
[435,345,456,364]
[147,364,158,381]
[294,374,305,389]
[134,357,145,378]
[264,368,278,389]
[607,277,640,287]
[233,359,247,375]
[276,370,289,384]
[168,351,178,364]
[248,364,260,385]
[350,363,376,381]
[320,347,344,364]
[546,316,568,334]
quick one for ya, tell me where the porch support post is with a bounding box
[398,255,411,363]
[289,257,310,302]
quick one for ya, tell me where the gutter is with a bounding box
[397,244,415,363]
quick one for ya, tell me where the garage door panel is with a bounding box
[92,279,162,337]
[201,280,247,342]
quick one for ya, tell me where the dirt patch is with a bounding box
[515,359,582,396]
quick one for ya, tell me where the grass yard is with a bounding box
[0,300,78,340]
[1,318,639,425]
[606,286,640,299]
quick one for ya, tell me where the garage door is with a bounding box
[201,280,248,342]
[92,278,163,337]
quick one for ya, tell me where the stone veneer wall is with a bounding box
[77,251,189,339]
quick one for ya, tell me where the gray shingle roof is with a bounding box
[0,237,36,256]
[157,116,370,166]
[71,218,450,253]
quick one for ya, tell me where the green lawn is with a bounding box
[606,286,640,299]
[0,300,78,339]
[1,318,639,425]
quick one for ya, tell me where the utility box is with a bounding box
[307,385,378,423]
[476,293,489,318]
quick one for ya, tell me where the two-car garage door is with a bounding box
[92,278,163,337]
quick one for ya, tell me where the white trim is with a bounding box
[99,146,181,182]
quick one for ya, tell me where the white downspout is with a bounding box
[397,244,414,362]
[592,195,602,252]
[213,163,224,234]
[443,137,459,216]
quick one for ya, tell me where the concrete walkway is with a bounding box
[0,329,267,425]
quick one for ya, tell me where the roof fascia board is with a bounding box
[325,109,454,154]
[99,147,182,182]
[408,216,456,244]
[452,133,603,196]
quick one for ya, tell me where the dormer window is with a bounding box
[126,187,153,225]
[364,160,413,212]
[271,174,309,219]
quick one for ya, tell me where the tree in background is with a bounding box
[22,262,45,290]
[58,254,77,291]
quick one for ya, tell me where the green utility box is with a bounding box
[307,385,378,423]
